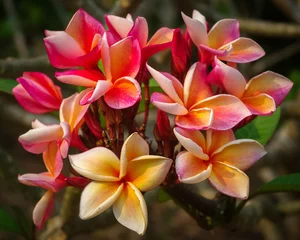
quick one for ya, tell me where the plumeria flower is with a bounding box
[44,9,105,69]
[13,72,63,114]
[182,10,265,63]
[207,58,294,115]
[56,33,142,108]
[18,91,90,177]
[147,62,251,130]
[18,172,67,229]
[174,127,266,199]
[69,133,172,235]
[105,13,174,65]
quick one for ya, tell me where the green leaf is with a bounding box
[0,79,18,94]
[97,59,105,74]
[235,107,281,145]
[157,188,171,202]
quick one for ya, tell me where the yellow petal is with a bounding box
[69,147,120,181]
[206,129,235,155]
[126,155,172,191]
[113,182,148,235]
[120,133,149,178]
[80,181,123,219]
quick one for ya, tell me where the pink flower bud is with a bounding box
[156,109,171,140]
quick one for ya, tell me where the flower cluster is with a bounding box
[14,9,293,235]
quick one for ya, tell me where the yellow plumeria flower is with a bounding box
[69,132,172,235]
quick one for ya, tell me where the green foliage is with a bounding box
[97,59,105,74]
[0,206,33,240]
[0,79,18,94]
[157,188,171,203]
[286,69,300,101]
[235,107,281,145]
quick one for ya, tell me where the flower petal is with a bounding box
[80,80,113,105]
[69,147,120,181]
[105,15,133,39]
[33,191,55,229]
[175,108,213,130]
[79,181,123,219]
[175,151,212,184]
[147,27,174,46]
[219,37,265,63]
[192,10,206,29]
[113,182,148,235]
[244,71,294,106]
[104,77,141,109]
[206,129,235,155]
[208,19,240,49]
[181,12,208,47]
[128,17,148,48]
[151,92,188,115]
[119,132,149,178]
[126,155,172,191]
[209,161,249,199]
[192,94,251,130]
[173,127,208,159]
[242,94,276,115]
[43,141,63,178]
[211,139,266,171]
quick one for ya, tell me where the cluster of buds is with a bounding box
[14,9,293,235]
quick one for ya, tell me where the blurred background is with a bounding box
[1,0,300,239]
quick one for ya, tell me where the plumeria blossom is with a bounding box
[13,72,63,114]
[105,14,174,65]
[44,9,105,69]
[69,133,172,235]
[18,172,67,229]
[174,127,266,199]
[182,10,265,63]
[147,62,251,130]
[56,33,141,108]
[207,58,294,115]
[18,91,90,177]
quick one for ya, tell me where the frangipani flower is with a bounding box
[18,91,90,177]
[182,10,265,63]
[56,33,141,108]
[18,172,67,229]
[13,72,63,114]
[147,62,251,130]
[105,14,174,64]
[174,127,266,199]
[44,9,105,69]
[207,58,294,115]
[69,133,172,235]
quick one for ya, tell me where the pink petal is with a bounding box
[105,15,133,39]
[206,129,235,155]
[211,139,266,171]
[219,37,265,63]
[151,92,188,115]
[173,127,208,159]
[242,94,276,115]
[43,141,63,178]
[183,63,213,108]
[192,10,206,29]
[244,71,294,106]
[33,191,54,229]
[181,12,208,47]
[209,162,249,199]
[175,108,213,130]
[147,27,174,46]
[192,94,251,130]
[104,77,141,109]
[80,81,113,105]
[128,17,148,48]
[55,69,105,87]
[208,19,240,49]
[65,176,90,188]
[175,151,212,184]
[113,182,148,235]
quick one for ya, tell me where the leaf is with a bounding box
[235,107,281,145]
[157,188,171,202]
[0,79,18,94]
[97,59,105,74]
[286,70,300,101]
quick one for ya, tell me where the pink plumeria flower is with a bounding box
[44,9,105,69]
[18,91,90,177]
[207,58,294,115]
[105,14,174,65]
[56,33,142,109]
[18,172,67,229]
[69,133,172,235]
[13,72,63,114]
[147,62,251,130]
[182,10,265,63]
[174,127,266,199]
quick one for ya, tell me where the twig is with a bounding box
[3,0,29,58]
